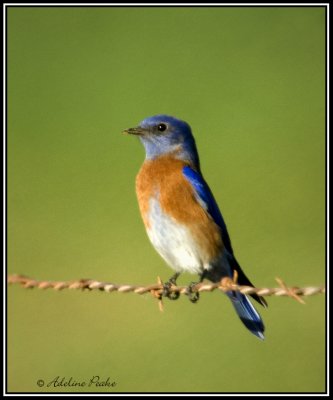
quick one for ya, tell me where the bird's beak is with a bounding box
[122,126,146,136]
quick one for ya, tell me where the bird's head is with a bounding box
[123,115,200,168]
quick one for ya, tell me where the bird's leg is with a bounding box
[186,270,207,303]
[162,272,180,300]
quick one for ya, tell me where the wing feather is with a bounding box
[182,165,233,254]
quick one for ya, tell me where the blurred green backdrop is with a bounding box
[7,6,325,393]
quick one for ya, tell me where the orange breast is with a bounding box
[135,155,223,263]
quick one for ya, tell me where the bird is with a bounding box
[123,115,267,339]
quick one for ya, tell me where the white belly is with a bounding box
[146,197,206,274]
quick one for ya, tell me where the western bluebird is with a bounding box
[123,115,267,339]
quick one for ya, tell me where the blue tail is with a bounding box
[227,291,265,340]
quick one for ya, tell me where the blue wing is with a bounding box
[183,165,267,308]
[182,165,233,255]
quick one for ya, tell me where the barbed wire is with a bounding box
[7,273,325,311]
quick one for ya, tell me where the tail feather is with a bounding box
[230,257,268,308]
[227,291,265,340]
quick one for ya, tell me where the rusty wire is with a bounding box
[7,273,325,311]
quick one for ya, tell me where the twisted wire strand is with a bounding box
[7,274,325,308]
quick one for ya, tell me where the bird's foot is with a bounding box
[185,271,207,303]
[185,282,200,303]
[162,273,180,300]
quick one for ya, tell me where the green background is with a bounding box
[7,6,326,393]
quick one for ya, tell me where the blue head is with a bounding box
[123,115,200,168]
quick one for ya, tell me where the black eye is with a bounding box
[157,123,167,132]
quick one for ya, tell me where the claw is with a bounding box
[162,273,180,301]
[162,282,180,300]
[186,282,200,303]
[185,271,207,303]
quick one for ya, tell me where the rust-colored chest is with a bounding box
[135,155,223,261]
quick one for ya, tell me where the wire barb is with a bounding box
[7,273,325,310]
